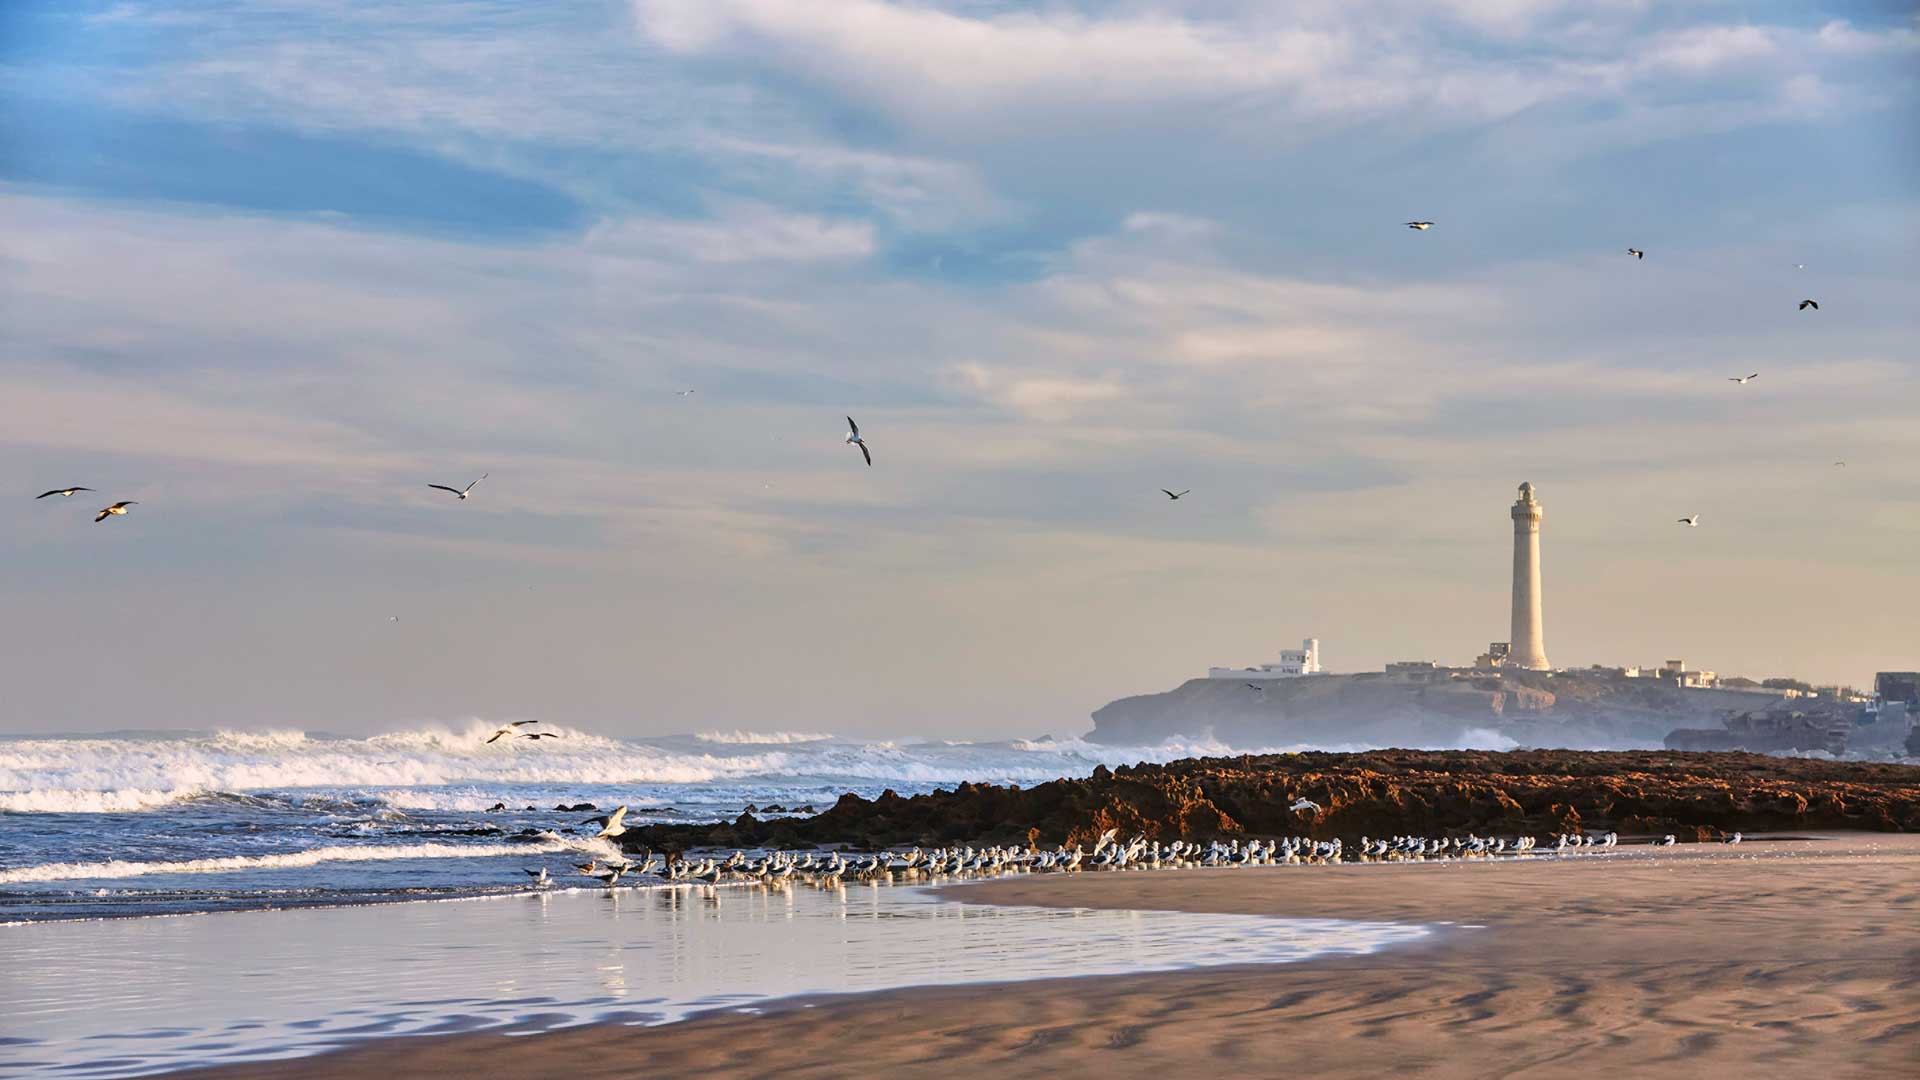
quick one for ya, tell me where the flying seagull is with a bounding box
[1288,798,1322,814]
[519,731,562,741]
[485,721,539,744]
[94,501,137,523]
[1405,221,1433,230]
[1729,373,1760,384]
[1627,248,1644,259]
[428,474,487,500]
[1834,461,1846,467]
[1799,299,1818,311]
[844,416,871,466]
[1246,683,1266,692]
[675,389,696,396]
[36,487,94,499]
[1161,489,1190,500]
[1678,515,1700,527]
[583,805,628,839]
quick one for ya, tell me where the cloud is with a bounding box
[587,201,877,262]
[631,0,1915,141]
[948,363,1125,422]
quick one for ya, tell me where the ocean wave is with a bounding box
[0,787,210,814]
[0,725,1329,815]
[694,730,835,745]
[0,723,809,813]
[0,839,604,885]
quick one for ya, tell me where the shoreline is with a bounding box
[159,832,1920,1079]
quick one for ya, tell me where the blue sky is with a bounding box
[1,1,1916,736]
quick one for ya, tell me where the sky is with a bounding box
[1,0,1916,738]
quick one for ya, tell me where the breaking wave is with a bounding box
[0,725,1325,816]
[694,730,835,744]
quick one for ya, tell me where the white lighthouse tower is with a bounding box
[1508,482,1551,671]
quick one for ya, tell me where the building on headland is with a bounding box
[1208,638,1321,680]
[1386,660,1440,674]
[1507,482,1551,671]
[1873,672,1918,708]
[1475,642,1512,669]
[1666,668,1917,757]
[1655,659,1718,689]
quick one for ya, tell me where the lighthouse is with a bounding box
[1508,482,1551,671]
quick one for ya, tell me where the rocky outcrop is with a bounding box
[619,749,1920,853]
[1087,670,1787,748]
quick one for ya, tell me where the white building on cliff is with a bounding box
[1208,638,1321,680]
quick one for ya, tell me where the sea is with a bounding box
[0,724,1288,923]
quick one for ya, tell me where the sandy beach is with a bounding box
[162,833,1919,1079]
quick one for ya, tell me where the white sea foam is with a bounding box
[0,725,1311,815]
[0,838,604,885]
[694,730,835,745]
[0,787,211,814]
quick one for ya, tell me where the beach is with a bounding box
[164,834,1920,1079]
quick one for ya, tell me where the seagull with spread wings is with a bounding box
[485,721,539,744]
[1405,221,1433,230]
[1729,373,1759,384]
[583,805,629,839]
[428,474,487,500]
[1161,489,1190,500]
[94,501,137,523]
[845,416,871,466]
[37,487,93,499]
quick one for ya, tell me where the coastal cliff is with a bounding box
[618,749,1920,852]
[1086,669,1781,748]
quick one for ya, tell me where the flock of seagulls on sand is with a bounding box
[520,823,1749,893]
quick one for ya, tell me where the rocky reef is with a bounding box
[619,749,1920,854]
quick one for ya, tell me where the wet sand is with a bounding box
[171,835,1919,1079]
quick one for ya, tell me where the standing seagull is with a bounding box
[36,487,94,499]
[1161,489,1190,500]
[844,416,871,466]
[1729,373,1760,384]
[94,501,137,523]
[1678,515,1700,527]
[1799,299,1819,311]
[1626,248,1644,259]
[583,805,628,839]
[485,721,540,744]
[523,867,550,886]
[428,474,487,500]
[1405,221,1433,230]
